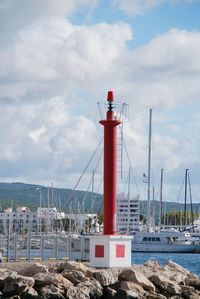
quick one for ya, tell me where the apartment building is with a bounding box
[0,207,65,234]
[117,193,140,234]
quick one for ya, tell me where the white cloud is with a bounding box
[0,17,132,101]
[0,1,200,201]
[113,0,162,15]
[113,29,200,111]
[113,0,198,15]
[29,126,46,142]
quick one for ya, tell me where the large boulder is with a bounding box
[66,285,90,299]
[78,278,103,298]
[38,284,66,299]
[93,268,120,286]
[161,260,191,284]
[2,272,34,297]
[103,286,117,298]
[60,261,89,274]
[0,269,17,290]
[141,260,163,277]
[21,286,42,299]
[19,263,48,277]
[164,260,190,276]
[65,278,103,299]
[49,261,70,273]
[61,269,89,285]
[149,274,181,295]
[180,285,198,298]
[119,269,155,292]
[119,281,145,295]
[145,291,167,299]
[185,276,200,290]
[113,289,140,299]
[33,272,72,289]
[2,272,34,287]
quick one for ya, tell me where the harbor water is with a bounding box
[2,234,200,277]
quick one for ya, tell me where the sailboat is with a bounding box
[131,109,200,253]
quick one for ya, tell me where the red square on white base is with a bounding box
[95,245,104,257]
[116,244,125,257]
[90,235,132,268]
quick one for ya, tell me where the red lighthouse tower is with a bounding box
[89,91,132,268]
[100,91,121,235]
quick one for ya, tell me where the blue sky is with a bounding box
[0,0,200,205]
[71,1,200,47]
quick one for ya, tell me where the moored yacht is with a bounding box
[132,228,200,253]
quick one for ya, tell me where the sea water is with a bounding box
[132,252,200,276]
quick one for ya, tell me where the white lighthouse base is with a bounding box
[89,235,132,268]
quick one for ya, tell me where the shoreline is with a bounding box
[0,259,199,298]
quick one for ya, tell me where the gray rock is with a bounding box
[3,272,34,287]
[145,291,167,299]
[19,262,48,277]
[2,283,20,297]
[21,286,42,299]
[142,260,163,275]
[119,281,145,295]
[33,272,72,289]
[113,289,140,299]
[161,260,191,285]
[39,284,65,299]
[61,261,89,274]
[65,278,103,299]
[50,260,70,273]
[119,269,155,292]
[66,285,90,299]
[149,274,181,295]
[78,278,103,298]
[61,269,89,285]
[164,260,190,276]
[2,272,34,297]
[185,277,200,290]
[93,268,119,286]
[189,294,200,299]
[0,269,17,289]
[181,285,195,297]
[103,286,117,298]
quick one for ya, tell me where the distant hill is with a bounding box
[0,182,102,213]
[0,182,199,218]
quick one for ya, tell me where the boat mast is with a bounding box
[184,169,189,227]
[127,166,131,234]
[159,169,164,227]
[152,186,155,226]
[147,108,152,232]
[188,172,194,232]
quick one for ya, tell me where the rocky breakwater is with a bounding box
[0,260,199,299]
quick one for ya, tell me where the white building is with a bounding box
[0,207,65,234]
[117,193,140,234]
[0,207,38,234]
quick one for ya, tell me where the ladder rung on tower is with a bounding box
[117,123,123,179]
